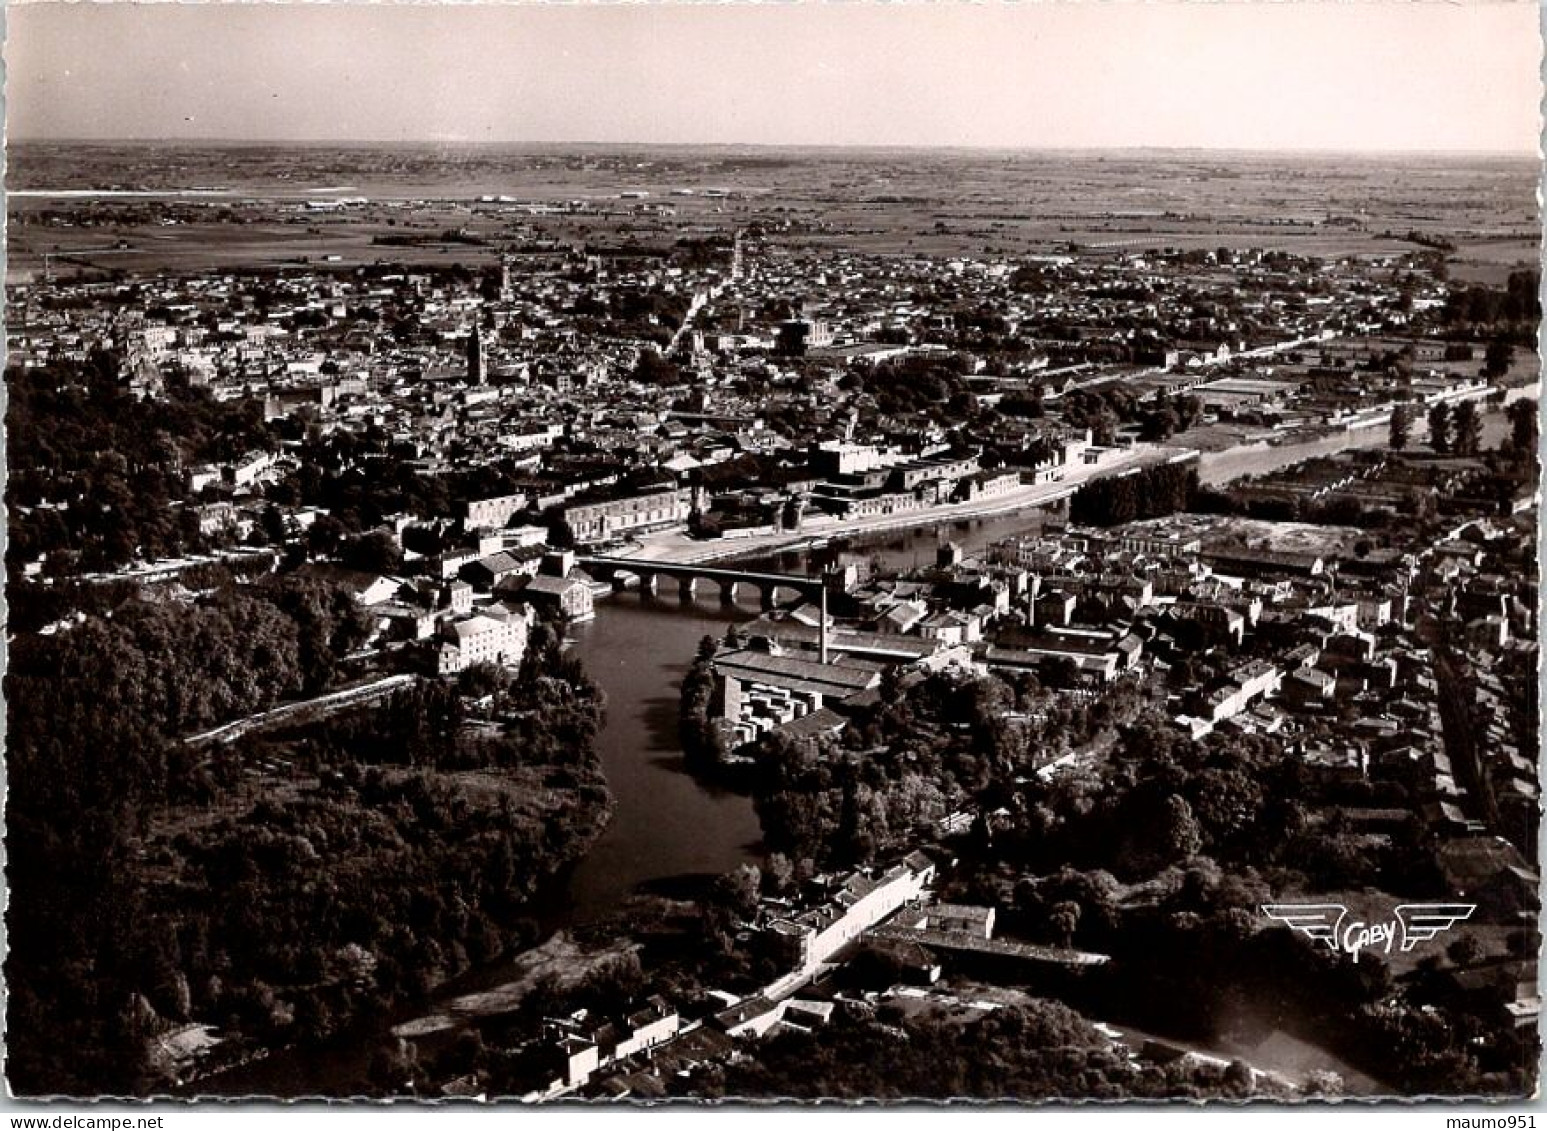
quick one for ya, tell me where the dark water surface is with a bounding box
[197,517,1066,1095]
[559,595,764,918]
[198,592,761,1096]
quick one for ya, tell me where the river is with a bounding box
[738,506,1061,576]
[565,511,1073,907]
[557,595,764,918]
[1195,389,1536,487]
[197,591,766,1096]
[193,398,1541,1093]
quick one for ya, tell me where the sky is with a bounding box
[5,2,1543,153]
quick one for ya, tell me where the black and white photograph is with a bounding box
[2,0,1543,1109]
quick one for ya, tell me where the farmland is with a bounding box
[9,143,1536,283]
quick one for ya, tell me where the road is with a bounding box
[622,444,1189,566]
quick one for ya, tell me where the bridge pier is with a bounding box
[759,587,776,611]
[679,576,699,602]
[720,580,740,605]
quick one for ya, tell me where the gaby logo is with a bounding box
[1261,903,1476,963]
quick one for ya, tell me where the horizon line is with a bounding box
[7,137,1540,160]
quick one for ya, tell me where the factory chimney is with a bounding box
[820,584,829,665]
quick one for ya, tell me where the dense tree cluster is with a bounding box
[1388,403,1413,451]
[288,433,453,531]
[751,670,1145,869]
[570,287,689,348]
[751,670,1008,867]
[688,999,1277,1101]
[1428,400,1484,457]
[679,636,730,771]
[6,356,277,573]
[982,718,1431,888]
[1069,462,1199,526]
[135,746,609,1069]
[855,354,972,418]
[995,386,1046,419]
[320,619,609,775]
[5,577,368,1093]
[939,713,1532,1096]
[1059,386,1136,445]
[1438,270,1540,344]
[10,577,370,773]
[5,578,610,1095]
[628,347,683,386]
[1137,392,1204,442]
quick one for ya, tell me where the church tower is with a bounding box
[730,230,745,283]
[466,324,487,386]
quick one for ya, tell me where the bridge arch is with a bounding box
[576,555,834,610]
[605,567,649,595]
[767,582,805,607]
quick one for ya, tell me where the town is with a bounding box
[4,142,1540,1101]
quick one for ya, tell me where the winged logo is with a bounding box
[1261,901,1476,961]
[1394,903,1476,951]
[1260,903,1348,950]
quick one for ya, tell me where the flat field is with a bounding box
[8,143,1537,281]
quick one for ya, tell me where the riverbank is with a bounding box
[624,444,1183,567]
[1195,422,1390,487]
[184,771,616,1097]
[1196,393,1530,487]
[392,932,639,1040]
[621,397,1532,568]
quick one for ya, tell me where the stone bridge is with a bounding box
[577,555,837,609]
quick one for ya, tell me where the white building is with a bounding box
[763,852,936,972]
[437,606,530,675]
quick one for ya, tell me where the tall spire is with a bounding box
[499,255,514,304]
[466,322,486,386]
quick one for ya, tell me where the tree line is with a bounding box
[686,998,1284,1101]
[1438,270,1539,344]
[5,574,612,1095]
[6,354,278,574]
[6,575,367,1093]
[1069,461,1199,526]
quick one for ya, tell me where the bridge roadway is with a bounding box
[576,554,834,608]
